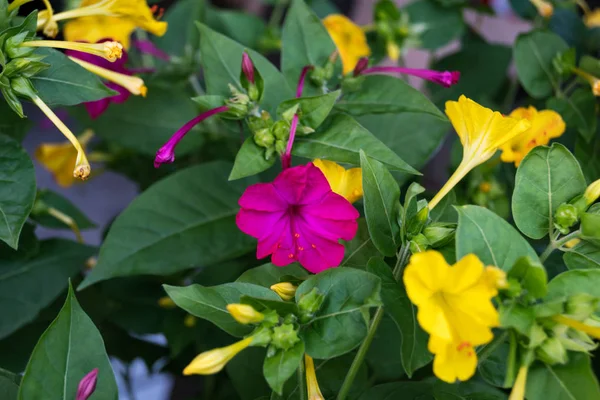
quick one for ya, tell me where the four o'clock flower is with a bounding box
[236,162,359,273]
[75,368,98,400]
[358,62,460,88]
[323,14,371,75]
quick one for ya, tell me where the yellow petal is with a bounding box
[35,141,78,187]
[585,10,600,28]
[304,355,325,400]
[65,16,136,49]
[429,335,478,383]
[444,254,485,294]
[403,251,450,305]
[183,337,253,375]
[323,14,370,75]
[313,159,363,203]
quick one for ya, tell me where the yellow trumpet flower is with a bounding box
[323,14,371,75]
[226,304,265,325]
[183,337,253,375]
[304,355,325,400]
[509,366,529,400]
[313,159,363,203]
[21,40,123,62]
[68,56,147,97]
[270,282,298,301]
[428,96,530,210]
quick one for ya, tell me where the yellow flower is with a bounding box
[21,40,123,62]
[584,179,600,206]
[584,9,600,28]
[428,335,477,383]
[43,0,168,49]
[157,296,176,308]
[184,315,197,328]
[323,14,371,75]
[386,41,401,62]
[68,56,148,97]
[500,106,565,167]
[183,337,253,375]
[226,304,264,325]
[529,0,554,18]
[35,129,93,187]
[428,96,530,209]
[270,282,297,301]
[313,159,363,203]
[509,366,529,400]
[305,355,325,400]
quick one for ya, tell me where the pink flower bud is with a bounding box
[76,368,98,400]
[242,52,255,84]
[353,57,369,76]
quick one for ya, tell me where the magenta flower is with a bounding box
[361,66,460,88]
[241,52,255,84]
[236,163,359,273]
[133,39,170,61]
[76,368,98,400]
[154,105,229,168]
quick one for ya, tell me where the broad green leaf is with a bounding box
[89,84,204,156]
[296,268,381,359]
[456,205,539,271]
[405,0,465,50]
[263,341,304,394]
[0,134,36,249]
[80,162,257,288]
[153,0,205,57]
[31,49,116,106]
[0,374,18,400]
[277,91,339,130]
[478,338,511,388]
[507,256,548,299]
[281,0,339,96]
[341,218,381,269]
[576,135,600,183]
[526,354,600,400]
[360,151,401,257]
[335,75,446,120]
[18,284,118,400]
[547,89,597,143]
[241,295,298,317]
[366,314,404,381]
[207,8,266,49]
[367,258,431,376]
[293,113,419,174]
[0,99,30,141]
[0,239,95,340]
[230,137,276,180]
[564,241,600,270]
[512,143,586,239]
[163,282,279,337]
[549,9,586,50]
[31,190,95,230]
[546,269,600,300]
[198,23,293,114]
[236,263,308,288]
[514,30,568,99]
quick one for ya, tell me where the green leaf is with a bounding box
[263,341,304,394]
[341,218,381,269]
[564,241,600,270]
[507,256,548,298]
[226,347,271,400]
[296,268,381,359]
[576,135,600,183]
[512,143,586,239]
[0,239,95,340]
[526,354,600,400]
[0,134,36,249]
[80,162,257,288]
[405,0,465,50]
[0,374,18,400]
[31,49,117,106]
[163,282,280,337]
[367,258,431,376]
[206,8,266,49]
[478,338,511,388]
[197,23,293,114]
[31,190,95,230]
[18,284,118,400]
[366,314,404,381]
[514,30,569,99]
[88,84,204,156]
[281,0,339,96]
[277,91,339,130]
[456,205,539,271]
[360,151,401,257]
[335,75,446,120]
[153,0,205,57]
[230,137,276,180]
[547,89,597,143]
[546,269,600,300]
[241,295,298,317]
[0,99,30,141]
[236,263,308,288]
[293,113,419,174]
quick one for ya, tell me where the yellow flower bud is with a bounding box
[157,296,176,308]
[565,238,581,249]
[270,282,297,301]
[184,315,197,328]
[386,41,401,62]
[183,337,253,375]
[584,179,600,206]
[226,304,264,325]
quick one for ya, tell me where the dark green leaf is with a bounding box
[263,341,304,394]
[478,338,511,388]
[405,0,465,50]
[512,143,586,239]
[18,284,118,400]
[296,268,381,359]
[546,269,600,300]
[514,30,568,99]
[0,99,30,141]
[456,205,539,271]
[549,9,586,50]
[163,282,280,337]
[0,134,36,249]
[564,241,600,270]
[31,190,95,230]
[0,374,18,400]
[80,162,257,288]
[358,382,435,400]
[341,218,381,269]
[230,137,276,180]
[227,347,271,400]
[236,263,308,288]
[367,258,431,376]
[547,89,597,143]
[277,91,339,130]
[241,295,298,317]
[294,113,419,174]
[153,0,205,57]
[360,151,401,257]
[206,8,266,49]
[575,135,600,183]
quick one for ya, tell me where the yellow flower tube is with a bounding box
[67,56,147,96]
[305,355,325,400]
[183,337,253,375]
[21,40,123,62]
[554,315,600,339]
[529,0,554,17]
[428,96,530,210]
[509,366,529,400]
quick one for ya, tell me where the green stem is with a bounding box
[337,245,410,400]
[539,230,581,263]
[298,355,307,400]
[268,0,289,29]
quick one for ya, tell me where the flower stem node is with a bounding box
[298,288,325,323]
[227,304,265,325]
[270,282,298,301]
[554,203,579,234]
[536,336,568,365]
[270,323,300,351]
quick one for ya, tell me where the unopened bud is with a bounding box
[353,57,369,77]
[272,120,291,140]
[158,296,176,308]
[270,282,297,301]
[565,293,599,321]
[554,203,579,234]
[76,369,98,400]
[298,288,325,323]
[247,111,273,133]
[422,223,455,248]
[536,336,568,365]
[241,52,255,84]
[409,233,429,253]
[271,323,300,350]
[557,327,597,352]
[227,304,265,325]
[583,179,600,207]
[275,139,286,155]
[253,129,275,148]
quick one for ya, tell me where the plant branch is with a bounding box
[539,230,581,263]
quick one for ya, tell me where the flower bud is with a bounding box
[341,75,365,93]
[353,57,369,77]
[10,75,37,99]
[226,304,265,325]
[409,233,429,254]
[275,139,286,155]
[253,128,275,149]
[422,223,455,248]
[76,369,98,400]
[565,293,599,321]
[557,326,597,353]
[298,288,325,323]
[536,337,568,365]
[223,98,249,120]
[158,296,176,308]
[271,323,300,350]
[583,179,600,207]
[529,323,548,348]
[241,52,255,84]
[310,66,328,86]
[272,120,291,140]
[183,337,253,375]
[270,282,297,301]
[554,203,579,234]
[405,206,429,240]
[247,111,273,133]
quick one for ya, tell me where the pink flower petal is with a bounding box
[85,98,111,119]
[300,213,358,241]
[238,183,288,211]
[294,223,345,273]
[302,192,360,220]
[297,163,333,205]
[236,209,286,240]
[273,164,310,204]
